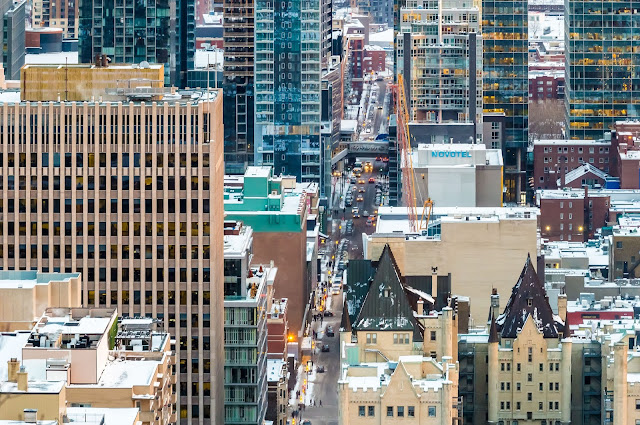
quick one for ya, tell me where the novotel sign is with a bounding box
[431,151,472,158]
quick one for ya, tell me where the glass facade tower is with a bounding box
[482,0,528,202]
[78,0,194,86]
[565,0,640,140]
[254,0,323,185]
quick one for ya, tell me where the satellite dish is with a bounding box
[140,61,150,69]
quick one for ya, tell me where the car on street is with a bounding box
[350,177,356,184]
[377,105,383,110]
[331,284,341,295]
[368,177,375,183]
[302,421,312,425]
[352,207,360,218]
[367,218,374,226]
[321,344,330,352]
[355,172,362,177]
[324,310,334,317]
[345,198,353,207]
[316,366,325,373]
[358,178,366,184]
[326,326,335,337]
[357,195,364,202]
[363,210,369,217]
[382,157,389,162]
[358,187,365,193]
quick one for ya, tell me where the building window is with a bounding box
[397,406,404,417]
[430,331,436,341]
[386,406,393,417]
[407,406,414,417]
[368,406,375,416]
[428,406,436,417]
[359,406,365,417]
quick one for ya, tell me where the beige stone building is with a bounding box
[0,308,175,425]
[0,64,225,425]
[0,270,81,331]
[366,207,539,324]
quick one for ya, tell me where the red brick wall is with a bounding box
[533,143,612,190]
[539,195,609,241]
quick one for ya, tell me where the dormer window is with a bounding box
[383,286,391,298]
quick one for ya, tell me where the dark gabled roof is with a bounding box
[344,259,376,324]
[353,245,418,332]
[496,254,562,339]
[488,314,499,343]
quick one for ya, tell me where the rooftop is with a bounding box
[223,225,254,257]
[65,407,140,425]
[0,331,31,381]
[91,359,158,388]
[0,270,79,289]
[266,359,287,382]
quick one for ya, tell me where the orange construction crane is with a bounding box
[394,74,434,232]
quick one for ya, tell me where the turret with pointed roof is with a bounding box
[495,254,564,339]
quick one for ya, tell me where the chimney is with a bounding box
[490,288,500,320]
[95,54,101,67]
[557,292,567,323]
[7,358,19,382]
[101,54,108,68]
[17,366,28,391]
[417,299,424,316]
[431,273,438,299]
[23,409,37,424]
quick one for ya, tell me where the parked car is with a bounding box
[321,344,330,352]
[345,198,353,207]
[324,310,334,317]
[316,365,325,373]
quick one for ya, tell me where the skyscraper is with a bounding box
[222,0,255,174]
[3,0,26,80]
[565,0,640,140]
[0,67,225,425]
[482,0,528,203]
[254,0,323,185]
[78,0,195,86]
[397,0,483,141]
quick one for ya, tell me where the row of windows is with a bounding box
[500,362,560,372]
[393,333,411,344]
[0,198,211,214]
[384,405,429,417]
[542,156,608,164]
[0,175,211,192]
[542,146,608,154]
[66,267,210,284]
[87,289,212,306]
[0,221,211,238]
[500,401,560,411]
[0,244,212,260]
[0,152,210,168]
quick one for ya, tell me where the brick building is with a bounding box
[537,188,610,242]
[529,71,564,101]
[363,45,385,73]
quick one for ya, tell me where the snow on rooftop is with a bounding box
[194,49,223,70]
[0,332,30,381]
[95,359,158,388]
[66,407,140,425]
[25,52,79,65]
[267,359,287,382]
[38,316,112,336]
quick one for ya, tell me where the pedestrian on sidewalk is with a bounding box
[319,400,322,407]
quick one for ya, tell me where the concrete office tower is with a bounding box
[565,0,640,140]
[254,0,324,186]
[222,0,255,174]
[0,68,224,425]
[78,0,195,86]
[482,0,528,203]
[2,0,25,81]
[397,0,483,141]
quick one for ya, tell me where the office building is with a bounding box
[2,0,25,81]
[0,308,175,425]
[565,0,640,140]
[266,359,288,425]
[222,223,274,425]
[366,206,538,323]
[222,0,255,174]
[32,0,78,38]
[0,66,225,425]
[482,0,528,203]
[406,143,504,207]
[0,270,81,332]
[254,0,324,187]
[397,0,483,141]
[78,0,194,86]
[224,167,320,339]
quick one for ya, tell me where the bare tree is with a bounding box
[529,100,565,141]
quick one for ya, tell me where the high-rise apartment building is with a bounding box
[0,69,225,425]
[254,0,324,186]
[397,0,483,141]
[223,224,272,425]
[78,0,195,86]
[222,0,255,174]
[565,0,640,140]
[482,0,528,203]
[32,0,78,38]
[2,0,25,81]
